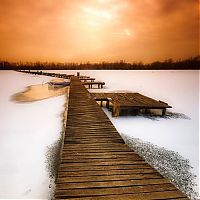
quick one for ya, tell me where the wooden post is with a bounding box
[112,102,120,117]
[106,100,109,109]
[100,101,103,107]
[162,108,166,116]
[77,72,80,77]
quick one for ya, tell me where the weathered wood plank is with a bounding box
[59,160,147,166]
[61,152,138,156]
[56,178,170,189]
[56,173,163,183]
[56,191,186,200]
[61,153,140,159]
[58,163,152,171]
[57,169,157,177]
[55,184,177,197]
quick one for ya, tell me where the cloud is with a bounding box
[154,0,197,15]
[0,0,198,62]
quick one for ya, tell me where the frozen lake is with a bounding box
[0,70,199,199]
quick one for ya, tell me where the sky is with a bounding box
[0,0,199,63]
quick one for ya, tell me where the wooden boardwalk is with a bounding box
[55,77,188,200]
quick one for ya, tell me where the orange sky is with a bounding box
[0,0,199,63]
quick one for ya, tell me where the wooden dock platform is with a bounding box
[91,93,172,117]
[55,77,188,200]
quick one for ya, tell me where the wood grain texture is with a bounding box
[92,92,172,108]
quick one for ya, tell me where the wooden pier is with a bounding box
[55,77,188,200]
[91,93,172,117]
[19,70,74,79]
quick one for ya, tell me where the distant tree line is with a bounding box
[0,56,199,70]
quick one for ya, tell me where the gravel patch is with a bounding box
[45,95,68,200]
[121,133,199,200]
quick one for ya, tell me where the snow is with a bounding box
[0,71,66,199]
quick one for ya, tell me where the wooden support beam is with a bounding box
[106,100,110,109]
[162,108,166,116]
[112,102,121,117]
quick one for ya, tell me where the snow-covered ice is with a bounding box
[0,71,66,199]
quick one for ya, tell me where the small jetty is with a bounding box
[54,77,188,200]
[91,93,172,117]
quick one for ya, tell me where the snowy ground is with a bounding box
[0,71,66,199]
[0,70,199,199]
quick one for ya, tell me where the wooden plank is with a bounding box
[57,169,157,177]
[59,160,147,166]
[62,144,130,149]
[56,191,186,200]
[61,152,138,156]
[61,153,140,159]
[64,138,125,144]
[56,178,170,189]
[55,184,176,197]
[58,164,152,172]
[60,158,145,164]
[58,170,156,176]
[56,173,162,183]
